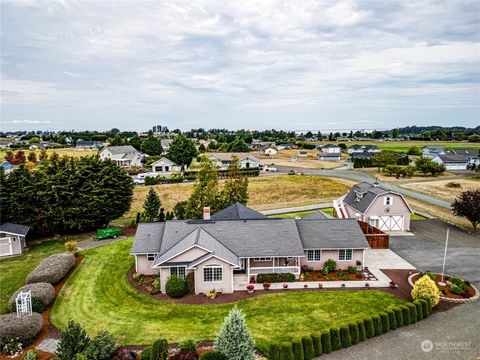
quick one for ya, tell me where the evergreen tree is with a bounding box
[198,143,206,153]
[227,138,250,152]
[109,133,125,146]
[219,155,248,208]
[214,306,255,360]
[141,188,162,222]
[167,134,197,169]
[141,134,163,155]
[128,134,143,150]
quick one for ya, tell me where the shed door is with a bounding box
[379,216,403,231]
[0,237,13,256]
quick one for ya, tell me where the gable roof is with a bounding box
[322,144,341,148]
[130,222,165,253]
[296,219,369,249]
[450,149,478,157]
[206,152,260,162]
[211,203,267,221]
[151,157,178,167]
[0,222,30,236]
[302,210,330,220]
[102,145,140,155]
[435,154,469,163]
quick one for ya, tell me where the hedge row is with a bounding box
[268,299,430,360]
[256,273,296,283]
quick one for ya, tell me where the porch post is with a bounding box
[247,258,250,279]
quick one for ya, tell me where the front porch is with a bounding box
[240,257,301,278]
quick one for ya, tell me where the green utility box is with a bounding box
[96,228,122,240]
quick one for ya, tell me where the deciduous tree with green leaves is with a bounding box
[167,134,197,169]
[219,155,248,207]
[141,134,163,155]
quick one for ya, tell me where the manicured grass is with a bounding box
[51,238,406,352]
[411,213,426,220]
[269,210,314,218]
[316,141,480,153]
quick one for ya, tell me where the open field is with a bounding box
[401,178,480,202]
[355,167,455,182]
[113,175,356,225]
[261,149,345,169]
[0,147,97,160]
[311,141,480,153]
[50,238,406,351]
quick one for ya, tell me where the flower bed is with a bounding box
[299,269,373,282]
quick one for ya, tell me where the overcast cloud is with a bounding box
[1,0,479,131]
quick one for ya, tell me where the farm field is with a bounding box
[401,178,480,202]
[50,238,406,352]
[0,147,97,160]
[113,175,356,225]
[261,149,345,169]
[310,141,480,153]
[355,167,455,182]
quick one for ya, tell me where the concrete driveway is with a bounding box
[389,219,480,282]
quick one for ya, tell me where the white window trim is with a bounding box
[306,250,321,262]
[203,265,223,283]
[253,257,272,262]
[338,249,353,261]
[170,266,186,278]
[384,196,393,206]
[147,254,156,262]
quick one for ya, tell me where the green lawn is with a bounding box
[411,213,426,220]
[269,208,334,219]
[51,238,406,352]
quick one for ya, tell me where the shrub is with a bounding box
[292,338,304,360]
[413,300,423,320]
[199,351,228,360]
[364,318,374,338]
[268,343,281,360]
[214,306,255,360]
[132,273,141,281]
[255,273,295,283]
[9,282,55,313]
[57,321,90,360]
[339,326,351,348]
[320,331,332,354]
[112,347,137,360]
[0,312,43,345]
[400,305,411,325]
[311,334,322,357]
[411,275,441,307]
[406,303,417,324]
[26,253,75,284]
[393,307,404,327]
[84,330,117,360]
[324,259,336,273]
[301,336,314,360]
[372,315,382,336]
[449,276,467,289]
[348,266,357,274]
[165,276,188,298]
[424,272,437,281]
[23,350,38,360]
[75,354,88,360]
[330,328,341,351]
[185,272,195,295]
[179,339,197,352]
[386,310,396,330]
[279,342,294,360]
[349,323,359,345]
[424,298,432,316]
[141,346,152,360]
[152,338,169,360]
[450,285,465,295]
[64,240,78,253]
[356,320,366,341]
[380,312,390,333]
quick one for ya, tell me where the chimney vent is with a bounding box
[203,206,211,220]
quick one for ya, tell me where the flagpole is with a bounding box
[439,227,449,286]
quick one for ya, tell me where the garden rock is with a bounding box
[26,253,75,284]
[9,282,55,312]
[0,312,43,344]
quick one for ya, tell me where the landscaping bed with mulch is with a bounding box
[298,268,376,282]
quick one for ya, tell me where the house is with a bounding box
[298,150,308,158]
[0,139,14,149]
[161,139,173,154]
[206,153,263,170]
[335,182,413,232]
[318,153,341,161]
[75,139,103,149]
[347,144,381,154]
[350,152,375,160]
[261,146,278,156]
[422,146,446,159]
[99,145,145,167]
[151,157,182,174]
[276,143,296,151]
[432,154,468,170]
[0,223,30,257]
[321,144,341,154]
[130,203,370,294]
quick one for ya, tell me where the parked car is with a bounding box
[96,228,122,240]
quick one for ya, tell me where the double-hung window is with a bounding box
[147,254,156,262]
[338,249,353,261]
[306,250,321,262]
[204,265,223,282]
[170,266,186,278]
[253,257,272,262]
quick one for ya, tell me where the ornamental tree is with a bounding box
[411,274,441,307]
[452,189,480,233]
[214,306,255,360]
[141,188,162,222]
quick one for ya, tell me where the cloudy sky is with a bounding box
[1,0,479,132]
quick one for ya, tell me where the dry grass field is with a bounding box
[0,148,97,160]
[261,149,345,169]
[113,175,356,225]
[401,178,480,202]
[356,167,455,182]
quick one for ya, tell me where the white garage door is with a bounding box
[0,237,13,256]
[379,216,404,231]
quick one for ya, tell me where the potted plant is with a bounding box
[341,283,346,288]
[304,284,308,289]
[246,285,255,294]
[206,289,216,299]
[318,283,323,289]
[389,281,398,289]
[283,283,288,290]
[365,282,370,289]
[263,281,271,290]
[250,275,256,284]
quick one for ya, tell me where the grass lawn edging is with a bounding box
[267,298,432,360]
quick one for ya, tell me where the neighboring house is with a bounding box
[432,154,468,170]
[261,146,278,156]
[318,153,341,161]
[276,143,296,151]
[321,144,342,154]
[76,139,103,149]
[422,146,446,159]
[0,223,30,257]
[161,139,173,154]
[335,182,413,232]
[131,203,370,294]
[0,139,13,149]
[298,150,308,158]
[151,157,182,174]
[350,152,375,160]
[99,145,145,167]
[0,162,14,173]
[348,144,381,154]
[206,153,263,170]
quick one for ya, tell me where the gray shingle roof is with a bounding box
[130,222,165,254]
[104,145,140,155]
[0,223,30,236]
[296,219,369,249]
[436,154,469,163]
[211,203,267,221]
[343,182,390,214]
[302,210,330,220]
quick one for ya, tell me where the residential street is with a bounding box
[315,296,480,360]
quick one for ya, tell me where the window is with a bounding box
[384,196,392,206]
[338,249,353,261]
[204,265,223,282]
[306,250,321,262]
[147,254,156,262]
[253,257,272,262]
[170,266,186,278]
